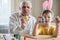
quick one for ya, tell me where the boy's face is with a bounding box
[43,13,52,23]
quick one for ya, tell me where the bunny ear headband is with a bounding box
[42,0,53,10]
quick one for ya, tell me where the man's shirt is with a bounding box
[9,12,36,35]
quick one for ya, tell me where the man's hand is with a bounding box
[21,17,26,29]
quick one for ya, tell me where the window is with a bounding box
[0,0,11,25]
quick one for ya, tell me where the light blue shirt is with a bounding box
[9,12,36,35]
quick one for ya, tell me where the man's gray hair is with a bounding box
[19,1,32,8]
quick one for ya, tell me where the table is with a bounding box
[0,34,60,40]
[23,35,60,40]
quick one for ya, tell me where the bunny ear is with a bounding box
[42,1,48,10]
[48,0,53,10]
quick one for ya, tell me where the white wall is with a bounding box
[11,0,23,13]
[31,0,44,17]
[52,0,60,16]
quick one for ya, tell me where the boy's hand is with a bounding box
[52,16,60,37]
[55,16,60,24]
[36,16,42,23]
[36,16,47,26]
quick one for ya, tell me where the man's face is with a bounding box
[21,2,32,15]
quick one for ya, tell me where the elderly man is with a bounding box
[9,1,36,35]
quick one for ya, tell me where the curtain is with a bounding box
[0,0,11,25]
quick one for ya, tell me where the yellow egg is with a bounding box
[0,35,3,39]
[25,16,29,21]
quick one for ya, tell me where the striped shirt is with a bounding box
[9,12,36,35]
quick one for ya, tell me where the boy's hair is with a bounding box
[42,10,52,15]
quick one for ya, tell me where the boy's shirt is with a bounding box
[38,25,56,35]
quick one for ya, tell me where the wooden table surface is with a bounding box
[0,34,60,40]
[23,35,60,40]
